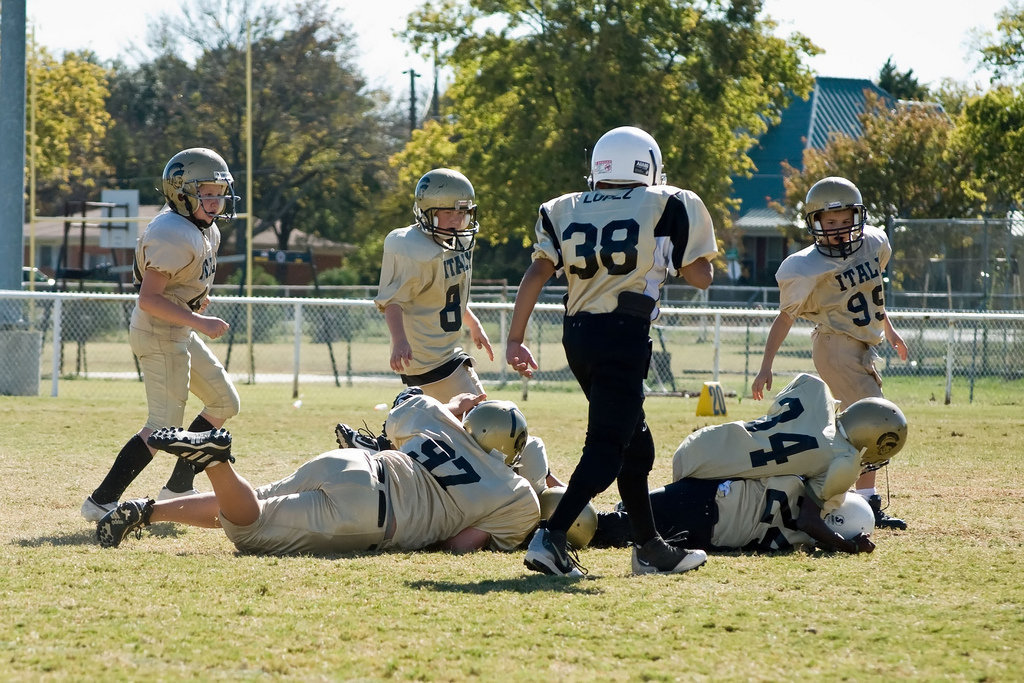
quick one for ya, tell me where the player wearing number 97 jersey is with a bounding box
[672,373,865,513]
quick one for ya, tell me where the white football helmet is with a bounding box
[161,148,239,227]
[588,125,665,189]
[413,168,479,252]
[538,486,598,549]
[836,397,908,471]
[804,176,867,258]
[823,492,875,540]
[462,400,528,466]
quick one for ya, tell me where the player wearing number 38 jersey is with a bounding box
[507,125,719,577]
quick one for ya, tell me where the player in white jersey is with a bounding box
[673,373,908,514]
[96,391,541,555]
[592,474,875,554]
[374,168,493,403]
[82,148,241,523]
[506,126,719,576]
[751,176,910,529]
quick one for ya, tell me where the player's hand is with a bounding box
[390,341,413,372]
[850,533,875,554]
[506,341,538,378]
[448,392,486,418]
[751,369,773,400]
[196,297,211,314]
[197,315,229,339]
[470,327,494,362]
[888,331,909,362]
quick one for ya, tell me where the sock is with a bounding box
[617,471,658,546]
[163,415,216,492]
[856,487,876,501]
[92,434,153,504]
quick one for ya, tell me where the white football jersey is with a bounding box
[382,394,540,550]
[710,476,816,551]
[375,226,473,375]
[776,225,892,345]
[131,208,220,339]
[531,185,718,319]
[672,373,862,507]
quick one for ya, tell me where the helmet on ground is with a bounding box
[803,176,867,258]
[413,168,479,252]
[588,126,665,189]
[538,486,598,548]
[463,400,528,466]
[823,492,875,540]
[161,148,239,227]
[837,397,908,471]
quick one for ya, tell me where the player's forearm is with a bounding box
[758,313,794,370]
[383,304,409,345]
[507,260,553,342]
[138,291,204,329]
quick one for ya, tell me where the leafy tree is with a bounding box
[27,47,113,215]
[976,1,1024,81]
[948,85,1024,213]
[877,57,929,100]
[105,0,404,259]
[393,0,818,267]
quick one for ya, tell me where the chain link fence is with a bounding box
[1,290,1022,404]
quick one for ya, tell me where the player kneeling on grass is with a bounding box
[96,391,542,555]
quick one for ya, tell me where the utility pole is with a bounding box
[430,39,440,122]
[403,68,420,135]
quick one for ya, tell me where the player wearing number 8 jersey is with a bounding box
[96,391,541,554]
[751,177,909,528]
[375,169,493,402]
[507,125,718,576]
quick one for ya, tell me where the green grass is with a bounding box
[2,380,1022,680]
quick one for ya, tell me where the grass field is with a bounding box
[2,378,1022,680]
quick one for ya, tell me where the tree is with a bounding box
[28,47,113,215]
[976,1,1024,81]
[394,0,818,259]
[105,0,405,256]
[877,57,929,100]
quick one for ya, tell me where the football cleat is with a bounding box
[632,536,707,575]
[868,494,908,530]
[524,525,586,577]
[334,423,393,452]
[147,427,234,473]
[156,486,201,502]
[81,496,118,523]
[96,498,154,548]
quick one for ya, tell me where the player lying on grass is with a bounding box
[672,372,907,520]
[591,476,877,554]
[96,389,543,555]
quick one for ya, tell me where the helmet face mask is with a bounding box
[588,126,666,189]
[413,168,479,252]
[462,400,528,466]
[804,176,867,258]
[836,397,908,471]
[162,148,240,227]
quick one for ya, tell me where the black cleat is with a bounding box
[632,536,707,575]
[868,494,908,530]
[96,498,154,548]
[335,423,393,452]
[148,427,234,473]
[524,525,586,576]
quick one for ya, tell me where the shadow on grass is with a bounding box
[406,576,604,595]
[13,521,191,548]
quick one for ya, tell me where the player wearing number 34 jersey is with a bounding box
[672,373,906,511]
